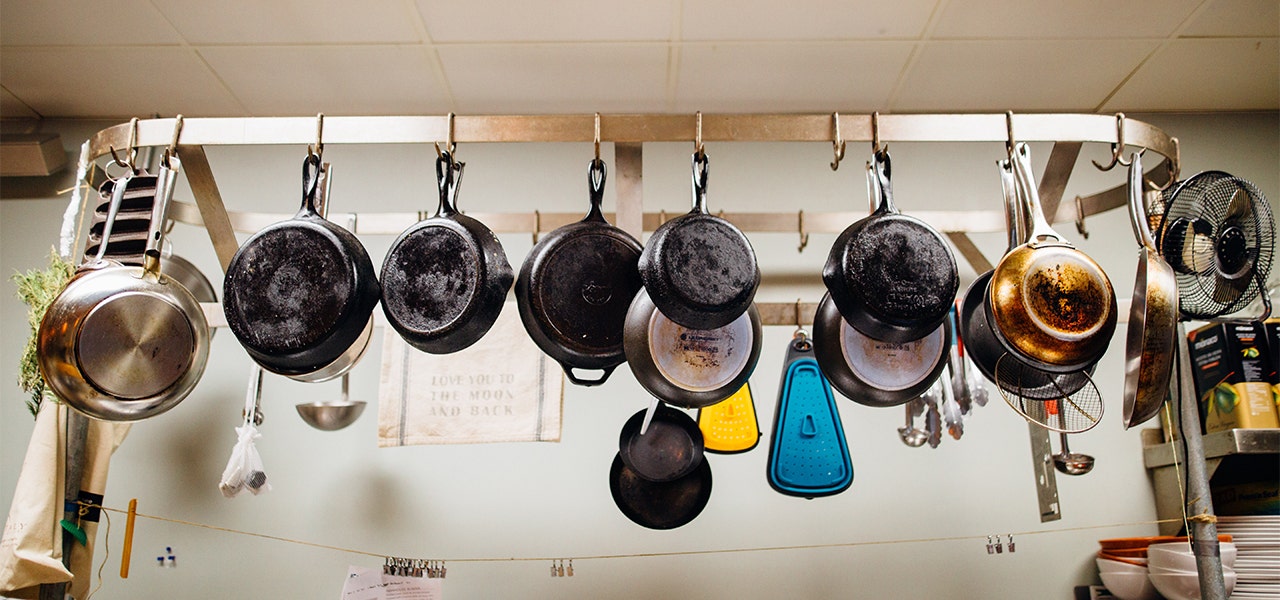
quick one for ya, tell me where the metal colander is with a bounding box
[1157,171,1275,319]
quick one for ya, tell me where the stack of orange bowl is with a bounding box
[1095,535,1233,600]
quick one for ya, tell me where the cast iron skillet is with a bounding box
[638,150,759,330]
[812,292,950,407]
[381,151,514,354]
[223,153,380,377]
[623,288,762,409]
[516,158,643,386]
[823,149,958,344]
[617,404,705,482]
[609,452,712,530]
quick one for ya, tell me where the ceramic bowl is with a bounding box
[1097,570,1157,600]
[1148,569,1237,600]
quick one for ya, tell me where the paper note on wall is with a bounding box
[378,303,563,446]
[341,566,442,600]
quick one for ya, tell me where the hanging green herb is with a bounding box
[12,248,74,418]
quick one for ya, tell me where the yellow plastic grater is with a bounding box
[696,382,760,453]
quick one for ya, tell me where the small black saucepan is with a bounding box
[618,404,705,482]
[223,153,380,378]
[823,149,958,344]
[609,452,712,530]
[381,151,514,354]
[812,293,950,407]
[638,150,759,330]
[516,158,643,386]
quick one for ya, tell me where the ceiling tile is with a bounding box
[0,47,244,118]
[415,0,676,42]
[675,42,914,112]
[1,87,39,119]
[681,0,938,41]
[152,0,421,44]
[931,0,1201,39]
[1103,38,1279,111]
[437,44,668,113]
[198,46,450,116]
[892,40,1158,111]
[0,0,182,45]
[1180,0,1280,37]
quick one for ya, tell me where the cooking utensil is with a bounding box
[1155,168,1274,319]
[812,292,950,407]
[766,330,853,497]
[39,155,210,421]
[637,150,759,330]
[1123,152,1179,429]
[988,142,1117,372]
[516,158,643,386]
[940,363,963,440]
[381,150,514,354]
[295,373,367,431]
[618,403,705,482]
[623,288,761,409]
[924,392,942,449]
[999,371,1104,434]
[965,158,1097,400]
[1052,404,1095,475]
[223,153,380,378]
[608,452,712,530]
[696,383,760,454]
[898,397,928,447]
[823,149,958,343]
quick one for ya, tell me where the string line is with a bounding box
[79,503,1183,564]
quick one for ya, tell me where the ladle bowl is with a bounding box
[296,373,366,431]
[1053,432,1096,476]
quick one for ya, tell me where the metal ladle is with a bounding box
[898,398,928,448]
[1053,406,1095,475]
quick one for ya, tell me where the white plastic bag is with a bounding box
[220,365,270,497]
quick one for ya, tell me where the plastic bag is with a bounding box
[220,365,269,497]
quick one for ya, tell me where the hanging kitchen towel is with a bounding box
[0,403,130,599]
[378,303,563,446]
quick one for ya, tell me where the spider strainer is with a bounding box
[997,354,1103,433]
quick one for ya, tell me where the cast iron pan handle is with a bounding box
[585,158,607,223]
[434,151,465,217]
[562,363,617,387]
[690,151,709,215]
[871,149,896,215]
[301,153,322,214]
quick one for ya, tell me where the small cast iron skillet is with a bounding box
[617,404,705,482]
[609,452,712,530]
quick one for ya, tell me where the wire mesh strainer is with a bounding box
[996,354,1104,433]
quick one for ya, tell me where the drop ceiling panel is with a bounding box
[675,42,913,112]
[680,0,938,40]
[1179,0,1280,37]
[152,0,422,44]
[0,0,182,46]
[415,0,677,42]
[1103,38,1280,111]
[199,46,450,116]
[931,0,1202,39]
[892,40,1158,111]
[437,44,668,113]
[1,88,39,119]
[0,47,244,118]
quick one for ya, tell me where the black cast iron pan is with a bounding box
[381,151,514,354]
[516,158,643,386]
[223,153,380,376]
[617,404,705,482]
[823,149,958,344]
[609,452,712,530]
[638,150,759,330]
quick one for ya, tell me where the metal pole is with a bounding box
[1175,322,1227,600]
[39,410,88,600]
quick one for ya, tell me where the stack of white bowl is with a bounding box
[1218,515,1280,599]
[1146,541,1238,600]
[1096,554,1157,600]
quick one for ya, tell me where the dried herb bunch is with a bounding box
[12,248,73,417]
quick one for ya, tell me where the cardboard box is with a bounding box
[1187,321,1280,433]
[1265,318,1280,414]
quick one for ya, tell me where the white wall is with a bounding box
[2,113,1277,600]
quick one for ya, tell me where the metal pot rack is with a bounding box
[61,113,1240,600]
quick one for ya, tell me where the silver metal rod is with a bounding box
[1175,322,1227,600]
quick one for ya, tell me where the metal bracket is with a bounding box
[1029,421,1062,522]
